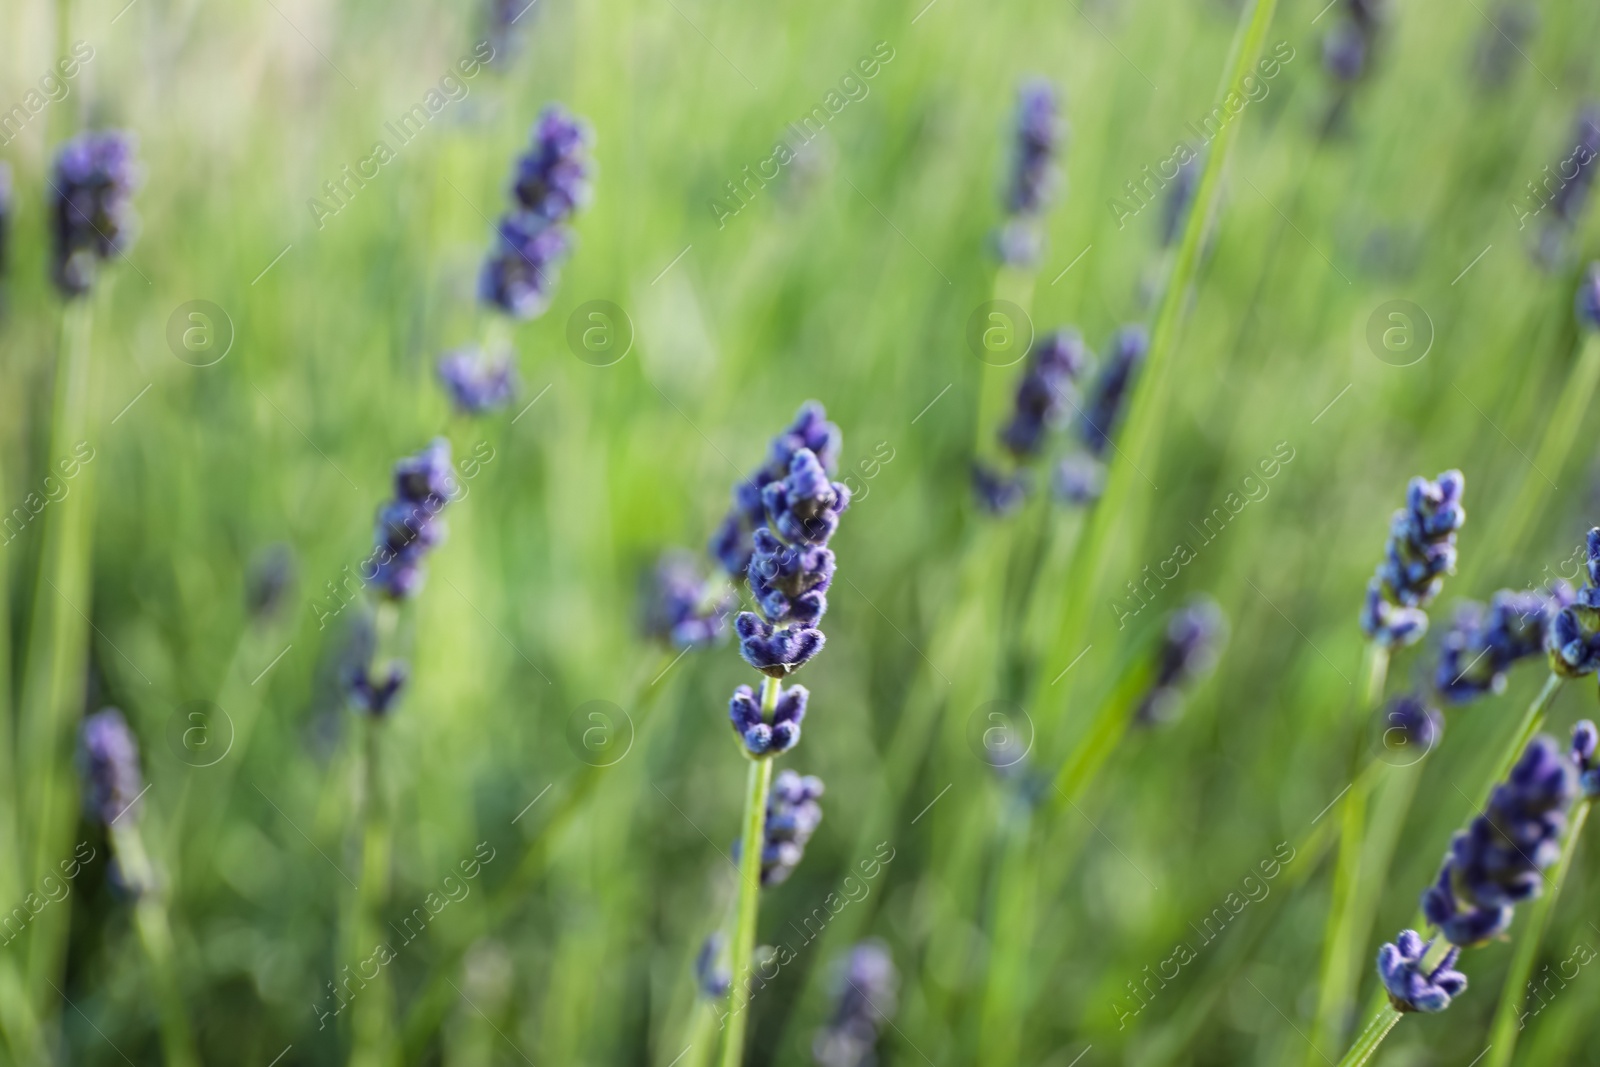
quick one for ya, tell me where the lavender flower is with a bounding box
[1550,528,1600,677]
[1572,720,1599,797]
[971,462,1030,515]
[1473,6,1536,90]
[479,211,571,319]
[695,932,732,998]
[729,682,808,756]
[1378,930,1468,1013]
[1378,694,1443,756]
[246,543,296,621]
[1159,153,1201,249]
[511,106,594,222]
[1322,0,1385,83]
[1080,325,1148,458]
[712,402,842,579]
[1360,470,1465,647]
[1421,735,1577,946]
[437,347,518,415]
[1576,262,1600,330]
[994,79,1063,267]
[1134,596,1229,725]
[999,329,1093,459]
[812,940,898,1067]
[731,769,823,886]
[345,662,408,717]
[1536,107,1600,265]
[643,552,734,649]
[1053,453,1105,505]
[79,708,144,825]
[368,439,457,600]
[50,130,140,297]
[1436,585,1570,702]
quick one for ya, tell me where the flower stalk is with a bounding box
[720,683,778,1067]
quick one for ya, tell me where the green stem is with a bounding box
[1332,1005,1402,1067]
[1035,0,1282,713]
[351,604,399,1067]
[719,678,778,1067]
[1485,799,1592,1067]
[110,822,199,1067]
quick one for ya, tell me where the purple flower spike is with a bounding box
[1361,470,1465,647]
[712,402,842,580]
[50,130,141,297]
[761,449,851,547]
[971,462,1030,515]
[1080,325,1148,458]
[1572,720,1599,797]
[814,940,899,1067]
[79,708,144,826]
[479,211,571,319]
[1378,930,1467,1013]
[999,329,1094,459]
[1379,694,1443,756]
[1577,263,1600,330]
[994,79,1063,267]
[695,933,731,999]
[644,552,734,649]
[727,682,808,756]
[1437,585,1570,702]
[346,662,408,717]
[731,769,824,886]
[369,439,456,600]
[1134,596,1229,726]
[438,347,518,415]
[511,106,594,223]
[735,613,825,678]
[1549,529,1600,677]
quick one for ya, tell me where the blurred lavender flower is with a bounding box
[246,543,297,622]
[512,106,594,222]
[1576,262,1600,330]
[730,769,823,886]
[1080,325,1148,457]
[479,211,570,319]
[971,462,1030,516]
[1322,0,1385,83]
[487,0,534,66]
[1572,720,1599,797]
[1360,470,1465,647]
[1435,585,1570,702]
[1422,735,1576,946]
[712,402,842,579]
[1378,694,1443,756]
[994,79,1063,268]
[50,130,140,297]
[643,551,734,649]
[1159,152,1200,249]
[369,439,457,600]
[999,329,1093,459]
[1134,596,1229,725]
[1536,107,1600,266]
[437,347,518,415]
[345,662,408,717]
[79,708,143,826]
[1378,930,1467,1013]
[696,932,732,998]
[1473,5,1536,90]
[1549,528,1600,676]
[1053,453,1105,505]
[812,940,898,1067]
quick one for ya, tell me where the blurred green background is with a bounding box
[3,0,1600,1062]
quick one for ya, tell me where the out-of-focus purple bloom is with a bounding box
[971,462,1030,515]
[994,79,1064,267]
[438,347,518,415]
[1576,262,1600,330]
[712,402,842,579]
[999,329,1093,459]
[1134,596,1228,725]
[1549,528,1600,677]
[731,769,823,886]
[1422,735,1576,946]
[695,932,731,998]
[1053,453,1105,505]
[512,106,594,223]
[1436,585,1570,702]
[812,940,898,1067]
[1323,0,1385,83]
[1361,470,1465,647]
[345,662,408,717]
[246,543,297,621]
[1378,930,1467,1013]
[643,552,734,649]
[1474,6,1536,90]
[479,211,570,319]
[1159,153,1200,249]
[1535,108,1600,266]
[50,131,140,297]
[1080,325,1148,457]
[729,682,808,756]
[1378,694,1443,756]
[1571,719,1599,797]
[79,708,144,826]
[368,439,456,600]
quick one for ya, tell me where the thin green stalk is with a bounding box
[351,605,399,1067]
[975,800,1034,1066]
[1035,0,1282,711]
[21,299,96,1020]
[109,821,199,1067]
[1485,799,1592,1067]
[1332,1005,1402,1067]
[720,681,777,1067]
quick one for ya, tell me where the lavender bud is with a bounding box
[1159,153,1200,249]
[369,439,456,599]
[712,402,842,580]
[437,347,518,415]
[1576,262,1600,330]
[1378,694,1443,755]
[731,769,823,886]
[79,708,144,826]
[1080,325,1148,458]
[1436,585,1569,702]
[1572,720,1599,797]
[479,211,570,319]
[1053,453,1105,505]
[345,662,408,717]
[643,552,734,649]
[1134,596,1228,726]
[993,79,1064,267]
[511,106,594,223]
[999,329,1093,459]
[728,682,808,756]
[246,543,297,621]
[1549,529,1600,677]
[812,940,898,1067]
[971,462,1030,516]
[1377,930,1467,1013]
[695,932,732,998]
[50,131,141,297]
[1360,470,1465,647]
